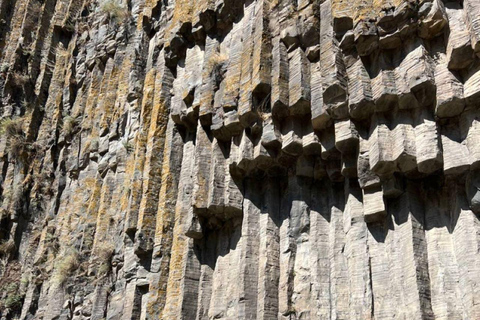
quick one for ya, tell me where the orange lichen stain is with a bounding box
[163,229,188,317]
[137,94,169,247]
[83,71,102,131]
[92,174,116,249]
[331,0,353,19]
[2,0,28,63]
[114,53,131,106]
[393,0,414,7]
[120,142,139,212]
[351,0,376,23]
[140,69,157,127]
[165,0,194,46]
[86,175,103,224]
[94,59,115,132]
[123,134,147,231]
[100,60,121,130]
[146,116,181,317]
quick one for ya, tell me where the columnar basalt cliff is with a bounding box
[1,0,480,318]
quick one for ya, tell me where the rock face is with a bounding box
[1,0,480,318]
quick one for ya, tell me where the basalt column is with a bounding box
[1,0,480,319]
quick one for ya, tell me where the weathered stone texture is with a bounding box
[1,0,480,319]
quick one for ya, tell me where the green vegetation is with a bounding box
[0,117,23,137]
[255,91,272,121]
[96,242,114,276]
[11,71,29,87]
[52,249,79,285]
[0,63,9,73]
[122,139,134,153]
[100,0,128,23]
[209,52,228,68]
[0,239,15,255]
[0,117,30,157]
[0,262,24,314]
[62,115,77,136]
[1,283,22,310]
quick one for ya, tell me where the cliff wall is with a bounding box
[1,0,480,319]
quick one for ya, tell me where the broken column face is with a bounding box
[3,0,480,319]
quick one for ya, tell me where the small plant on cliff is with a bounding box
[10,71,30,87]
[0,283,23,312]
[0,262,24,314]
[20,98,34,111]
[255,91,271,121]
[64,20,76,33]
[30,171,53,197]
[62,115,77,136]
[0,239,15,256]
[44,231,59,255]
[100,0,128,23]
[209,52,228,68]
[0,118,23,137]
[0,117,30,157]
[52,249,79,285]
[96,242,114,277]
[22,47,33,57]
[56,45,70,59]
[4,283,22,307]
[0,63,9,73]
[122,139,134,153]
[209,52,228,78]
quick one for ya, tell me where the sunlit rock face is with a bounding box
[1,0,480,318]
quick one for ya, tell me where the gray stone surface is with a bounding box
[1,0,480,319]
